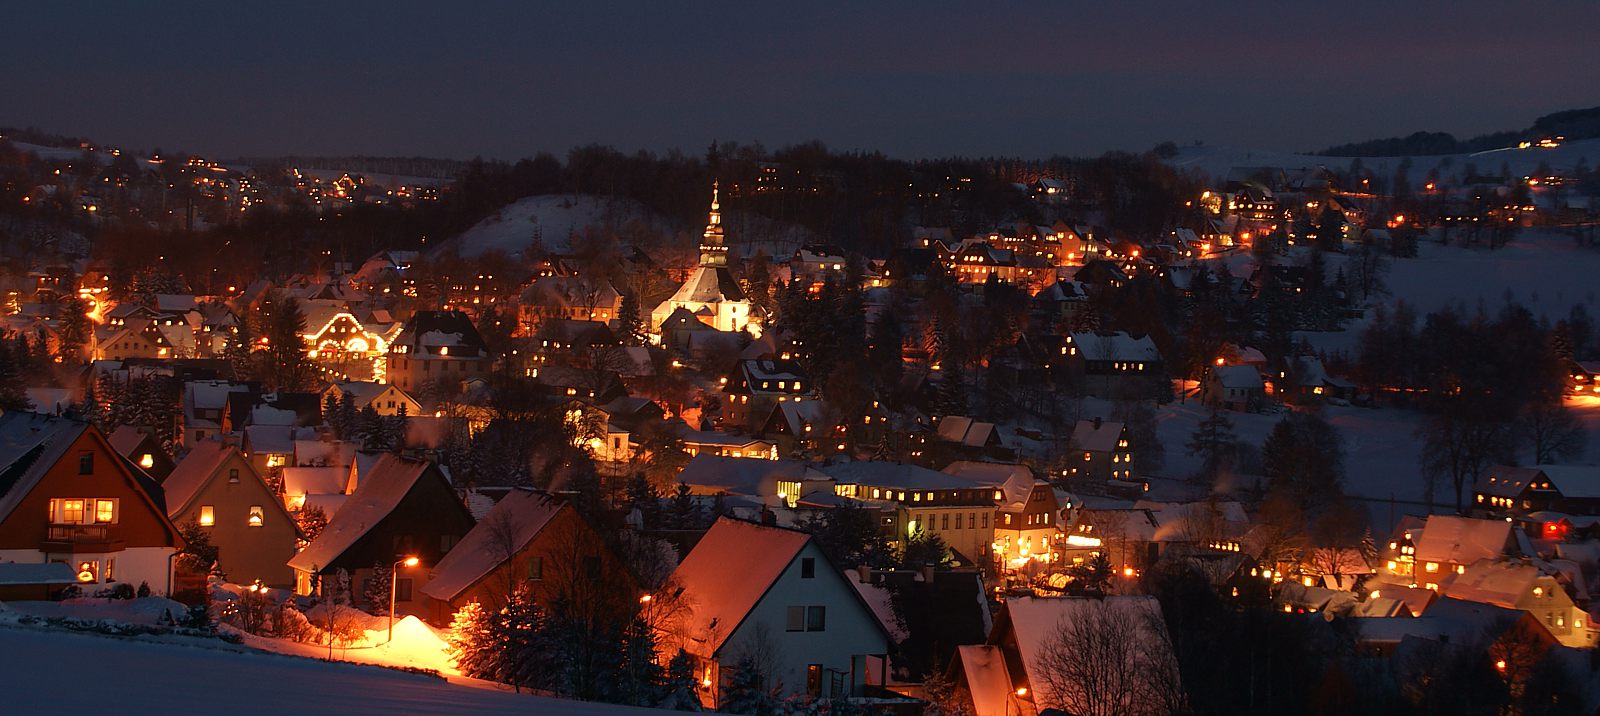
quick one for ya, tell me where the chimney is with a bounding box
[1092,417,1102,430]
[857,565,873,584]
[921,564,935,584]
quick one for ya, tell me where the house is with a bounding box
[1392,515,1523,588]
[107,425,175,481]
[287,454,476,616]
[660,517,892,707]
[385,310,493,394]
[1202,365,1265,411]
[1066,418,1133,483]
[826,461,1005,560]
[322,381,421,417]
[722,358,813,431]
[1284,355,1355,403]
[1439,558,1597,648]
[1062,331,1165,398]
[0,413,182,594]
[161,442,299,587]
[1475,464,1600,518]
[420,489,633,626]
[961,596,1181,716]
[651,185,756,334]
[932,416,1009,461]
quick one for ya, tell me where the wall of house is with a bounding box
[720,542,889,703]
[0,546,175,595]
[0,431,178,555]
[173,453,298,587]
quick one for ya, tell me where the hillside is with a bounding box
[1317,106,1600,157]
[1167,138,1600,186]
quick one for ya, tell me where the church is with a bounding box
[651,183,758,335]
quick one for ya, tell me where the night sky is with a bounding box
[4,1,1598,160]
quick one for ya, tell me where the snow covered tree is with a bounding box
[363,560,392,615]
[659,649,704,711]
[447,601,503,681]
[618,290,646,347]
[718,648,783,715]
[0,339,31,411]
[55,296,90,363]
[296,505,328,545]
[614,619,666,706]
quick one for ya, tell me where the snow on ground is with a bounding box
[1167,138,1600,188]
[240,613,458,675]
[450,194,667,257]
[0,623,663,714]
[6,597,189,625]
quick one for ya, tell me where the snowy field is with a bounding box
[1167,138,1600,188]
[450,194,667,257]
[0,622,663,715]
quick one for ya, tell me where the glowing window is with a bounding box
[199,505,215,527]
[248,506,264,527]
[95,499,116,524]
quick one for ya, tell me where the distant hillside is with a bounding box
[1318,106,1600,157]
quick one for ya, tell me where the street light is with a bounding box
[389,556,420,643]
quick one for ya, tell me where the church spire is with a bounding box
[699,180,728,267]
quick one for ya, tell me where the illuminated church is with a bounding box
[651,183,757,334]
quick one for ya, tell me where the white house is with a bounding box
[661,517,891,707]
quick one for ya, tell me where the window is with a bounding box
[62,499,85,524]
[942,514,949,530]
[807,606,826,631]
[782,605,826,632]
[95,499,116,523]
[982,513,989,529]
[395,578,413,602]
[199,505,215,527]
[526,556,543,581]
[248,505,264,527]
[801,557,815,579]
[787,606,806,632]
[76,560,97,583]
[807,664,822,697]
[78,451,94,475]
[228,469,240,483]
[105,558,115,582]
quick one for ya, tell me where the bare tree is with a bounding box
[1519,400,1588,464]
[1419,414,1516,513]
[1033,599,1182,716]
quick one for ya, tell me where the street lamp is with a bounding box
[389,556,420,643]
[1010,686,1029,716]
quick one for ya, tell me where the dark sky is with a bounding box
[4,2,1598,160]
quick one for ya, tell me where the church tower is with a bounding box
[698,181,729,267]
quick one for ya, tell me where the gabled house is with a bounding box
[1202,365,1266,411]
[420,489,633,625]
[1475,464,1600,518]
[385,310,493,394]
[660,517,892,707]
[107,425,175,481]
[722,358,814,431]
[322,381,421,417]
[0,413,182,594]
[1066,418,1133,483]
[1439,558,1597,648]
[162,442,298,587]
[287,454,476,616]
[1395,515,1524,588]
[1063,331,1165,399]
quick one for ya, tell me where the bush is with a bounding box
[136,581,151,598]
[96,583,136,600]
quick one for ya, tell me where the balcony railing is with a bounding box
[48,524,109,541]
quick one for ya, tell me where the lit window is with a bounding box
[76,560,97,583]
[199,505,215,527]
[248,506,264,527]
[139,453,155,469]
[62,499,85,524]
[95,499,116,524]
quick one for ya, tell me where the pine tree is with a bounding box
[615,619,666,706]
[296,505,328,544]
[225,314,258,381]
[718,651,782,715]
[56,296,90,363]
[447,601,501,680]
[626,473,662,530]
[659,649,703,711]
[0,339,31,411]
[668,482,701,530]
[1186,408,1237,484]
[934,367,967,419]
[618,291,646,347]
[264,294,313,391]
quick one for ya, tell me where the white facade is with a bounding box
[0,546,175,595]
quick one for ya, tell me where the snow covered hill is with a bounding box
[448,194,669,257]
[0,623,663,715]
[1167,138,1600,186]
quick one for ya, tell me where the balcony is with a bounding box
[41,524,125,553]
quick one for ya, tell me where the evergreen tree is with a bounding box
[659,649,704,711]
[363,560,392,615]
[615,619,666,706]
[1186,408,1237,484]
[500,588,555,692]
[225,313,258,381]
[296,505,329,543]
[626,473,663,530]
[1261,412,1346,508]
[56,296,90,363]
[618,290,646,347]
[0,339,31,411]
[263,294,313,391]
[718,651,782,715]
[668,482,702,530]
[447,601,502,680]
[934,367,967,418]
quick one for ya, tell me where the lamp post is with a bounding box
[389,556,419,643]
[1010,686,1028,716]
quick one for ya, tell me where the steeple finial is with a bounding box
[699,181,728,267]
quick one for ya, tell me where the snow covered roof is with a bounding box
[1067,331,1161,363]
[1538,465,1600,499]
[106,425,152,458]
[665,265,745,305]
[820,461,972,490]
[243,425,296,455]
[1212,364,1264,390]
[421,489,566,603]
[668,517,812,658]
[282,466,349,498]
[1479,465,1542,498]
[0,561,76,586]
[288,455,433,573]
[674,455,824,496]
[1002,596,1174,712]
[0,413,90,523]
[954,645,1016,716]
[1439,559,1543,609]
[161,441,236,515]
[1069,419,1125,452]
[935,416,997,447]
[1414,515,1514,566]
[941,461,1035,507]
